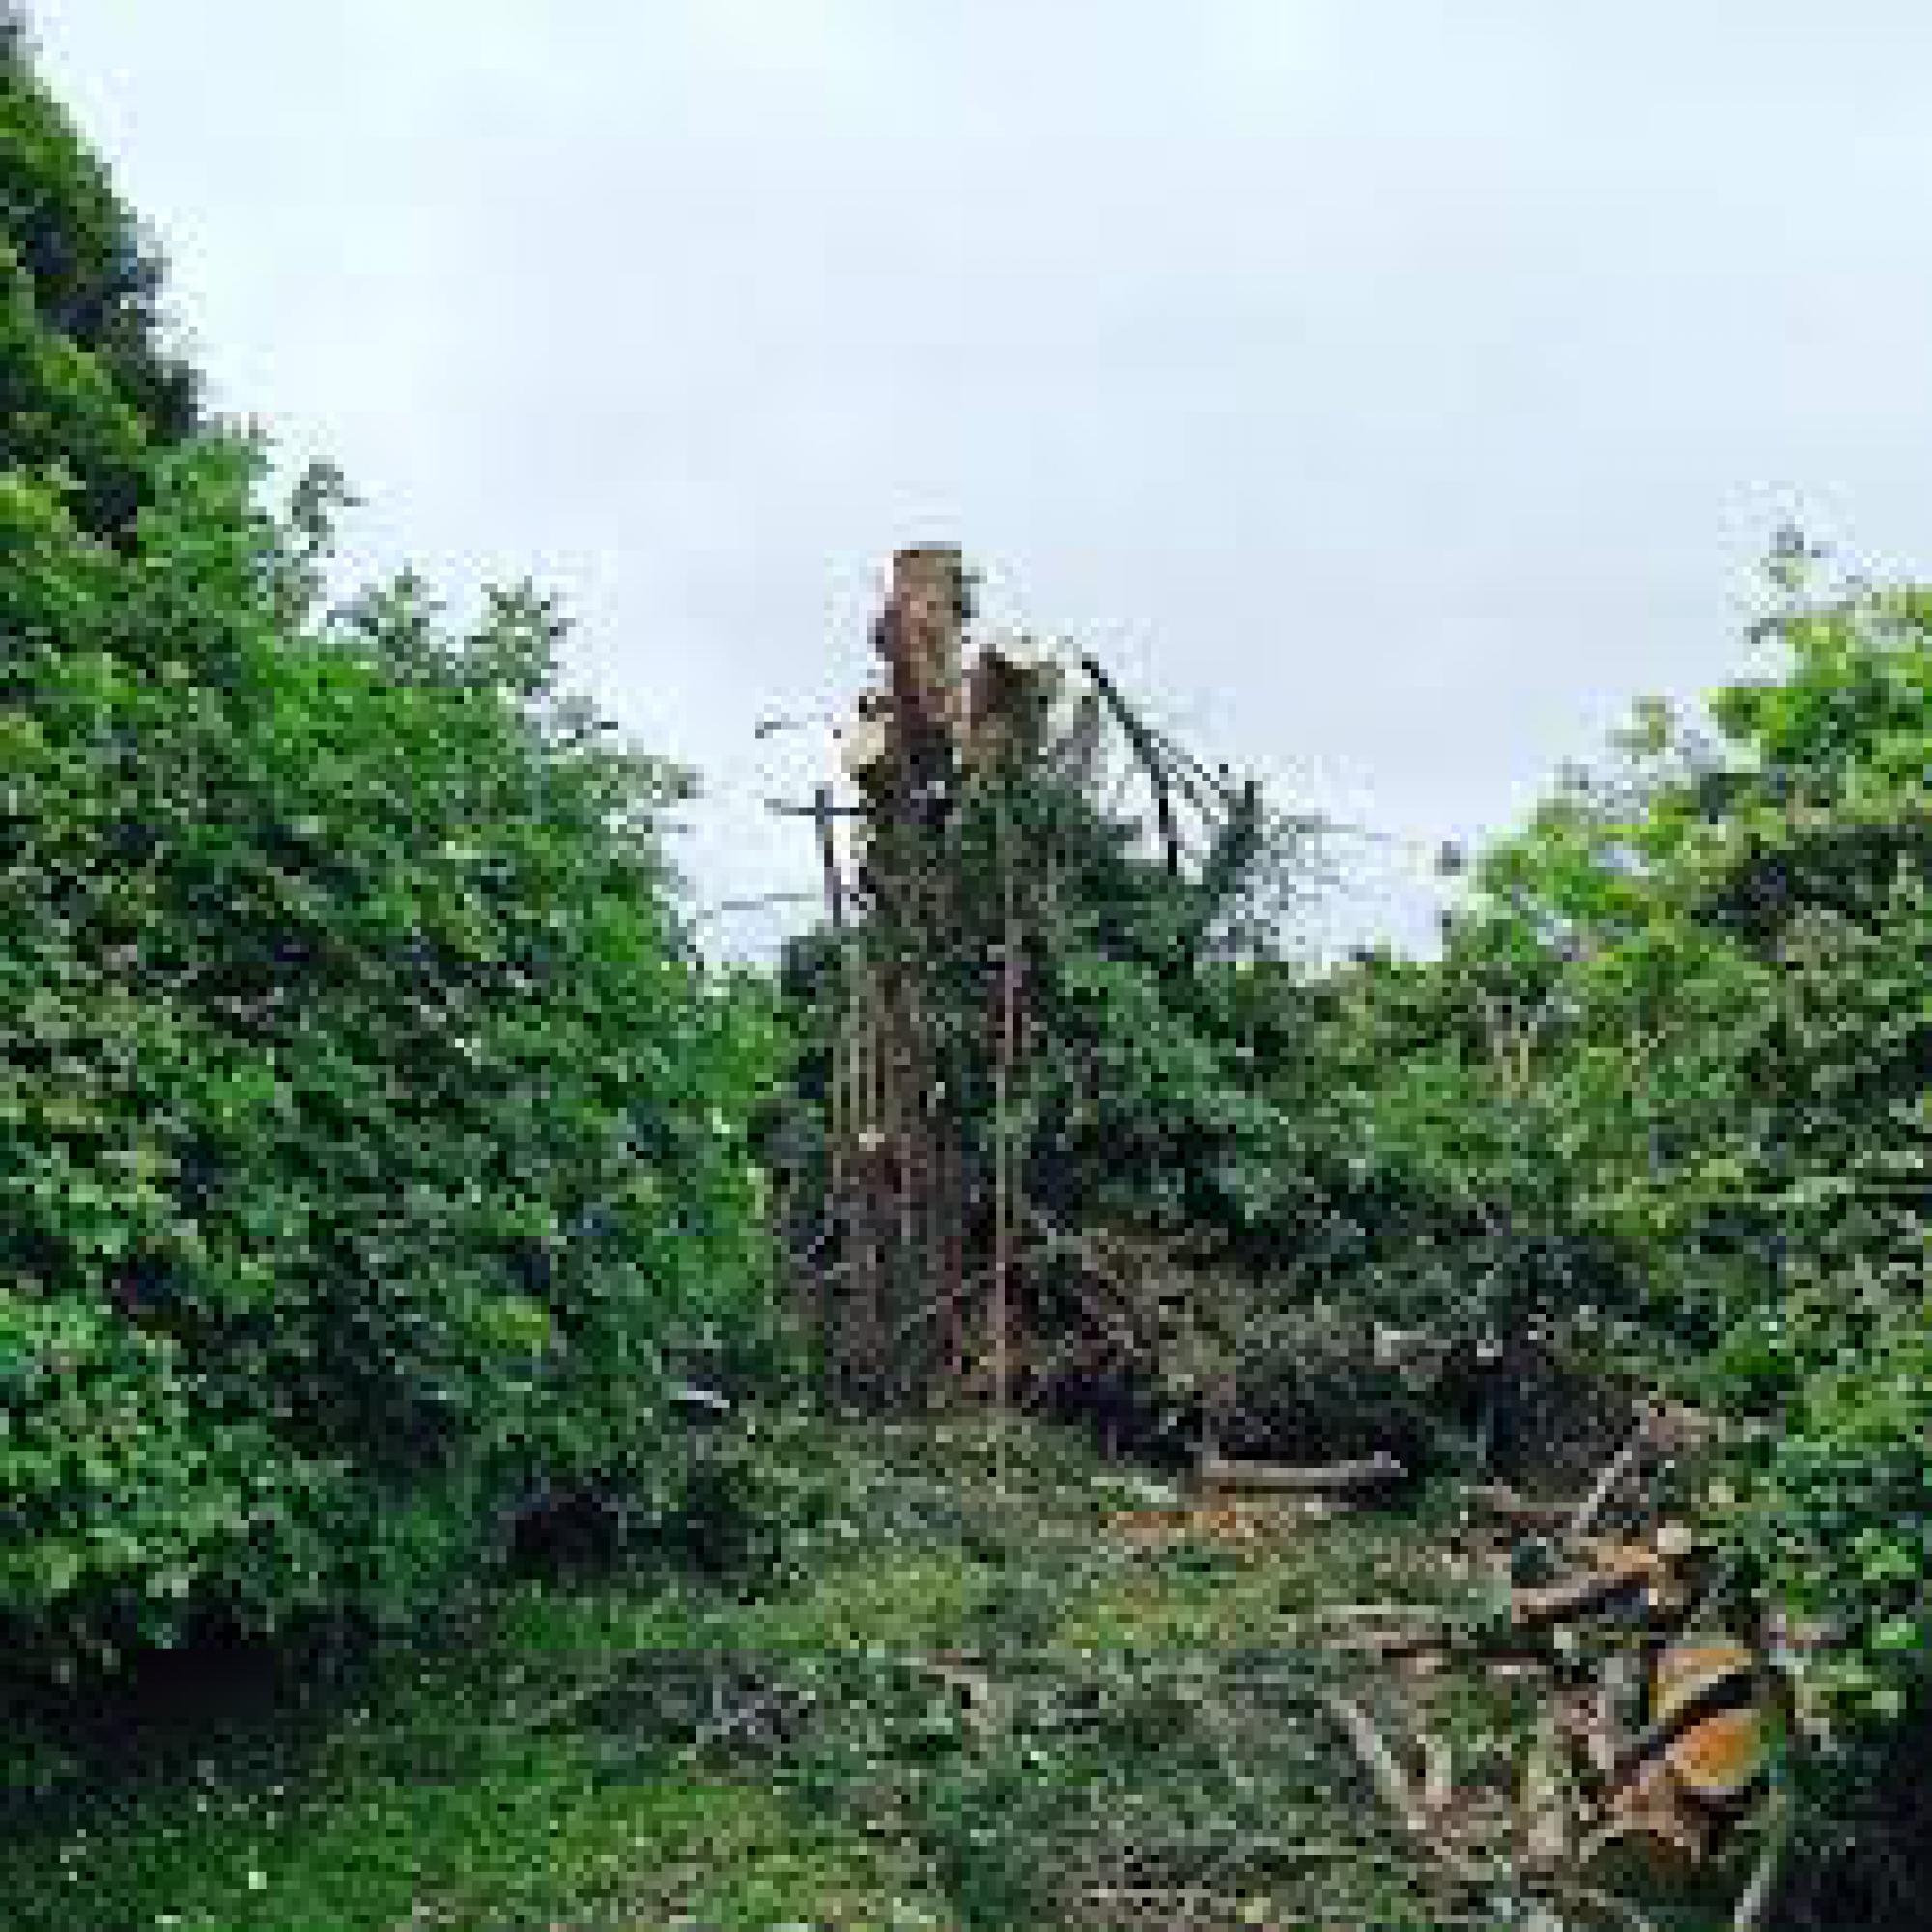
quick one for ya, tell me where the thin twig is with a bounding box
[1731,1788,1793,1932]
[1567,1416,1651,1546]
[1552,1879,1666,1932]
[1321,1692,1493,1885]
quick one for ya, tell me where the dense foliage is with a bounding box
[1245,540,1932,1921]
[1352,546,1932,1730]
[2,8,197,533]
[0,18,785,1698]
[0,440,784,1688]
[14,8,1932,1914]
[777,700,1309,1433]
[783,548,1932,1918]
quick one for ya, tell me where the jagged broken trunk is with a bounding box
[787,546,1277,1415]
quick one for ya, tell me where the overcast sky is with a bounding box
[32,3,1932,955]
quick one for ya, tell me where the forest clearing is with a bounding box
[8,10,1932,1931]
[2,1415,1771,1932]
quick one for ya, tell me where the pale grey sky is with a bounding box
[32,4,1932,954]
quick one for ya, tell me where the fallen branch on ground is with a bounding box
[1321,1692,1494,1886]
[1419,1729,1455,1815]
[1731,1788,1792,1932]
[1306,1603,1455,1659]
[1512,1549,1658,1631]
[1070,1875,1495,1930]
[1201,1450,1406,1494]
[1567,1418,1653,1546]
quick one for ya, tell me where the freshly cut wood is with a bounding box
[1103,1502,1274,1547]
[1200,1450,1406,1494]
[1574,1532,1671,1571]
[1613,1638,1769,1808]
[1511,1548,1658,1630]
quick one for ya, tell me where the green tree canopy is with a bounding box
[2,4,198,534]
[0,17,785,1690]
[0,440,785,1686]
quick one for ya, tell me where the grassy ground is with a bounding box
[1,1417,1654,1932]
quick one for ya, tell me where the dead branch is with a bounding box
[1646,1400,1729,1455]
[1521,1705,1574,1871]
[1731,1788,1792,1932]
[912,1656,1007,1740]
[1201,1450,1406,1495]
[1321,1693,1493,1886]
[1307,1603,1454,1660]
[1511,1551,1657,1631]
[1567,1420,1652,1546]
[1324,1634,1453,1666]
[1552,1880,1667,1932]
[1323,1691,1427,1831]
[1419,1729,1455,1815]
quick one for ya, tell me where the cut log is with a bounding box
[1200,1450,1406,1494]
[1512,1549,1658,1631]
[1612,1639,1770,1810]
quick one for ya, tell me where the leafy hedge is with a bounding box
[1225,543,1932,1921]
[2,13,197,533]
[0,13,791,1704]
[0,442,785,1682]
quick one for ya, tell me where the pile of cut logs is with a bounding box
[1156,1405,1792,1932]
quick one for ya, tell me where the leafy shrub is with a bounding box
[0,442,786,1683]
[1268,544,1932,1920]
[2,14,198,532]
